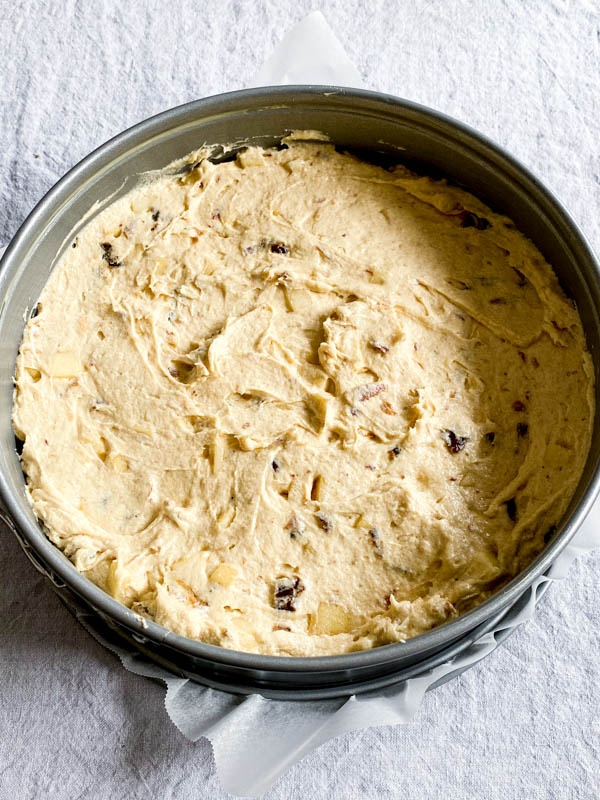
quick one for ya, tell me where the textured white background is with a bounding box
[1,1,600,798]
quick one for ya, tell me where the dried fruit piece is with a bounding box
[48,352,79,378]
[308,603,353,635]
[285,513,305,540]
[513,400,526,412]
[238,148,265,168]
[506,498,517,522]
[100,242,122,268]
[270,242,289,255]
[273,576,304,611]
[315,512,332,532]
[485,432,496,444]
[369,528,383,557]
[517,422,529,437]
[369,341,389,354]
[442,429,469,454]
[209,563,238,587]
[272,460,280,472]
[446,278,472,291]
[459,211,491,230]
[512,268,527,287]
[544,524,557,544]
[389,445,401,457]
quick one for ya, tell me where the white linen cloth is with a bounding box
[1,2,599,798]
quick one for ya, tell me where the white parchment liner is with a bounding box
[76,508,600,797]
[5,12,600,797]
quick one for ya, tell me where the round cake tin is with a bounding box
[1,86,599,700]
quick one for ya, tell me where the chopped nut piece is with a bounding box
[369,341,389,354]
[315,512,332,531]
[310,475,322,501]
[111,455,128,472]
[441,429,468,454]
[357,382,386,402]
[381,400,396,415]
[217,506,235,527]
[175,579,208,607]
[209,563,238,587]
[210,434,226,473]
[273,576,304,611]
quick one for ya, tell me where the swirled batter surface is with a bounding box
[13,139,594,655]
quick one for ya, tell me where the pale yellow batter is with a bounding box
[12,138,594,656]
